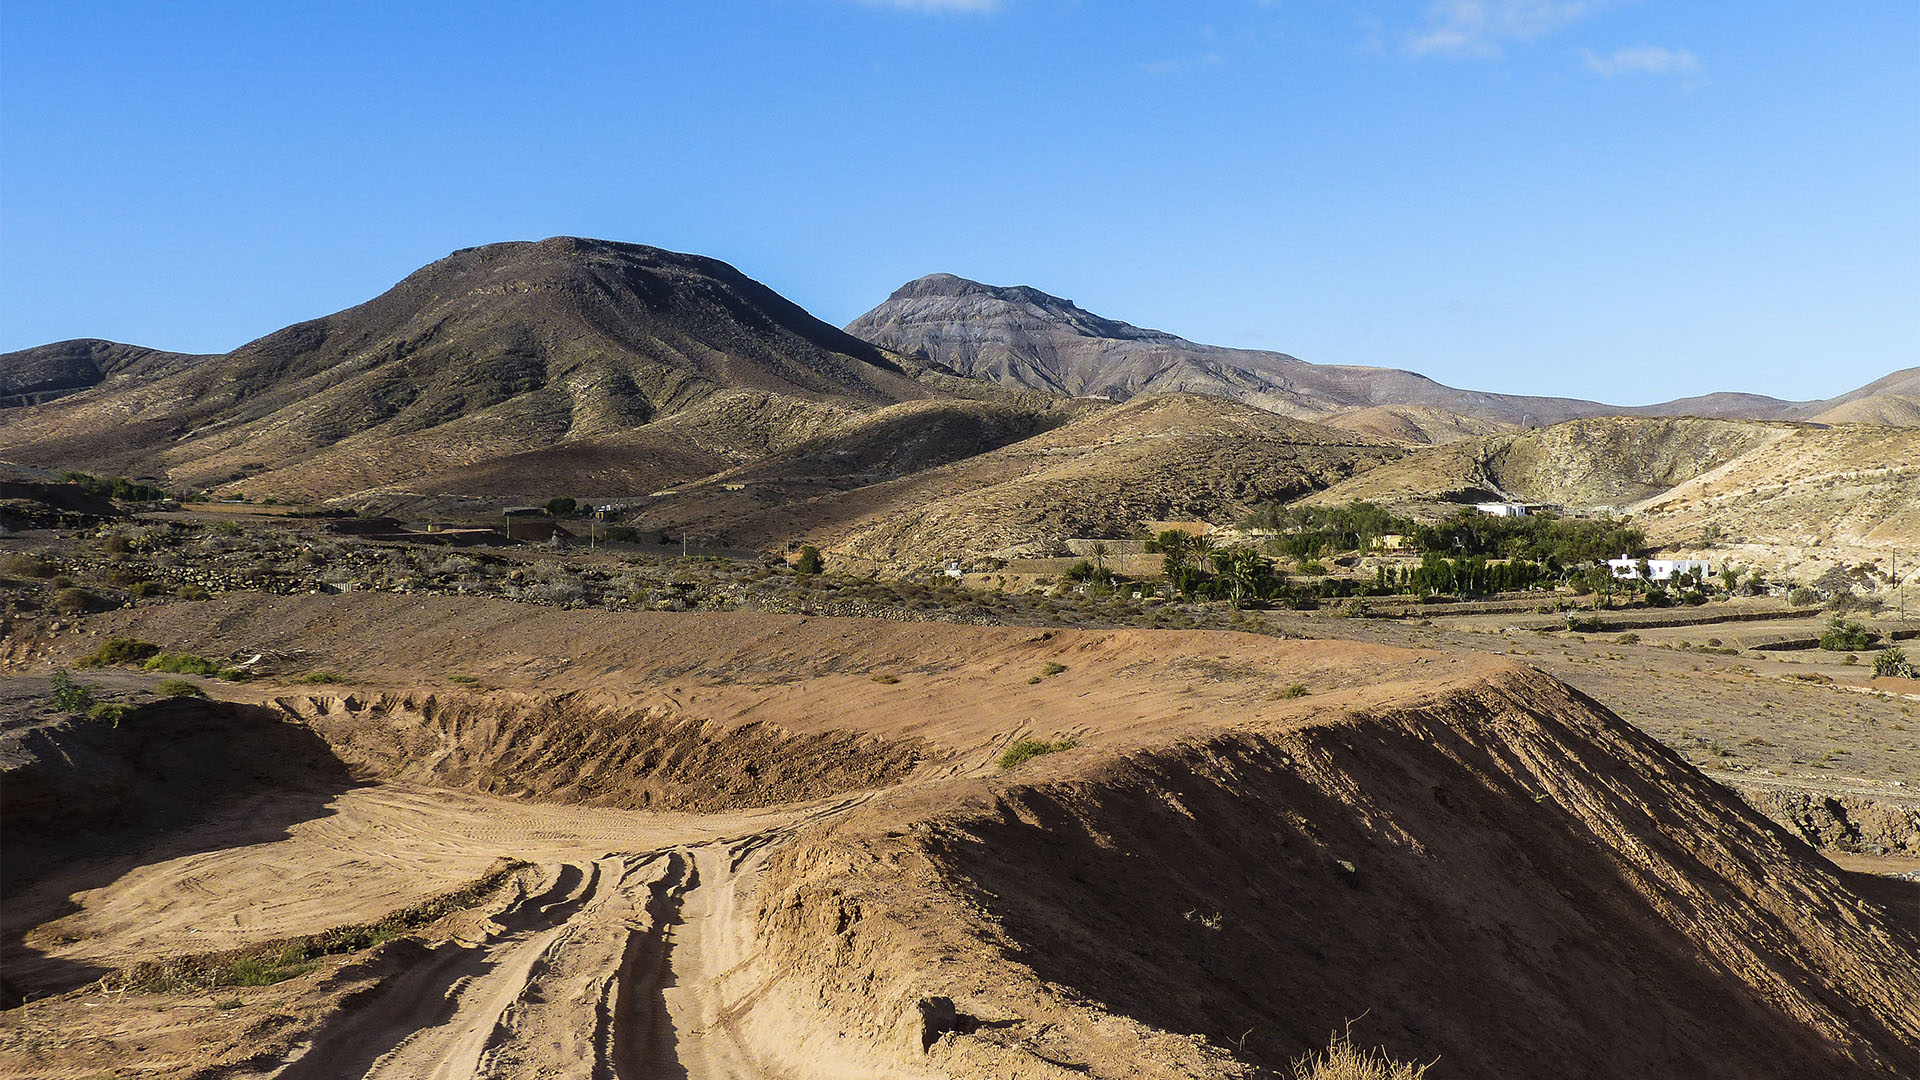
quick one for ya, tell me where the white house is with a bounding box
[1474,502,1530,518]
[1606,555,1712,582]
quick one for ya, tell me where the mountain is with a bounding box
[848,274,1915,427]
[631,393,1404,566]
[1811,393,1920,427]
[0,238,940,501]
[0,339,209,408]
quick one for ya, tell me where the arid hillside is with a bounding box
[1632,424,1920,580]
[629,393,1403,566]
[1318,403,1515,444]
[3,592,1915,1078]
[0,238,940,503]
[0,339,210,408]
[1306,415,1794,509]
[1813,393,1920,427]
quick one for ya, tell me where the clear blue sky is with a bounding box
[3,1,1915,404]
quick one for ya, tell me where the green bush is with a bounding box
[158,678,206,697]
[1818,616,1876,652]
[1281,683,1309,699]
[144,653,222,675]
[0,552,57,578]
[51,587,98,614]
[1041,661,1067,676]
[49,669,96,713]
[794,545,824,575]
[998,737,1076,770]
[546,495,577,517]
[77,637,161,668]
[88,702,134,727]
[1874,647,1915,679]
[1788,587,1819,606]
[299,671,344,684]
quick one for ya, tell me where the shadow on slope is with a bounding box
[1,696,356,1006]
[920,672,1918,1078]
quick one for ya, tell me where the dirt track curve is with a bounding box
[272,796,873,1080]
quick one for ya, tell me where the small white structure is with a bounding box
[943,560,964,579]
[1475,502,1530,518]
[1606,555,1712,582]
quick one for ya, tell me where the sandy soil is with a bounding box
[3,593,1916,1079]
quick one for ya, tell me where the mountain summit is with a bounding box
[0,238,936,499]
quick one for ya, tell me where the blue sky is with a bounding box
[2,1,1914,403]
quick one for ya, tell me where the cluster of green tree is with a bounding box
[1240,501,1647,568]
[1374,554,1546,597]
[1407,508,1645,566]
[1241,502,1410,559]
[61,472,168,501]
[1152,531,1291,606]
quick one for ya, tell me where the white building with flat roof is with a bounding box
[1606,556,1712,582]
[1474,502,1529,518]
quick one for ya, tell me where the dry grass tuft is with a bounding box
[1293,1031,1431,1080]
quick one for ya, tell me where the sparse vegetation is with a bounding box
[144,652,222,675]
[298,671,344,684]
[448,673,481,685]
[77,637,162,667]
[1292,1030,1432,1080]
[1875,647,1915,679]
[794,545,824,575]
[1041,661,1067,676]
[157,678,206,697]
[103,859,529,992]
[1282,683,1309,698]
[998,737,1076,769]
[48,669,97,713]
[51,586,98,614]
[88,702,134,726]
[1818,616,1876,652]
[870,673,900,684]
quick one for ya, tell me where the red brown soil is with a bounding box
[3,593,1916,1078]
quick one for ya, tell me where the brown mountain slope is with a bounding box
[848,275,1910,427]
[1318,404,1515,444]
[631,393,1403,565]
[1632,424,1920,579]
[0,339,209,408]
[1812,393,1920,428]
[1305,415,1793,509]
[847,274,1611,424]
[0,238,937,500]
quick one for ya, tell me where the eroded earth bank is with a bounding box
[2,594,1916,1078]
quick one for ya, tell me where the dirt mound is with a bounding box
[280,690,925,811]
[12,596,1918,1076]
[0,692,348,889]
[758,667,1920,1078]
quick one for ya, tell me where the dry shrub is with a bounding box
[1293,1031,1431,1080]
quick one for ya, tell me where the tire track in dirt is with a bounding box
[270,795,878,1079]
